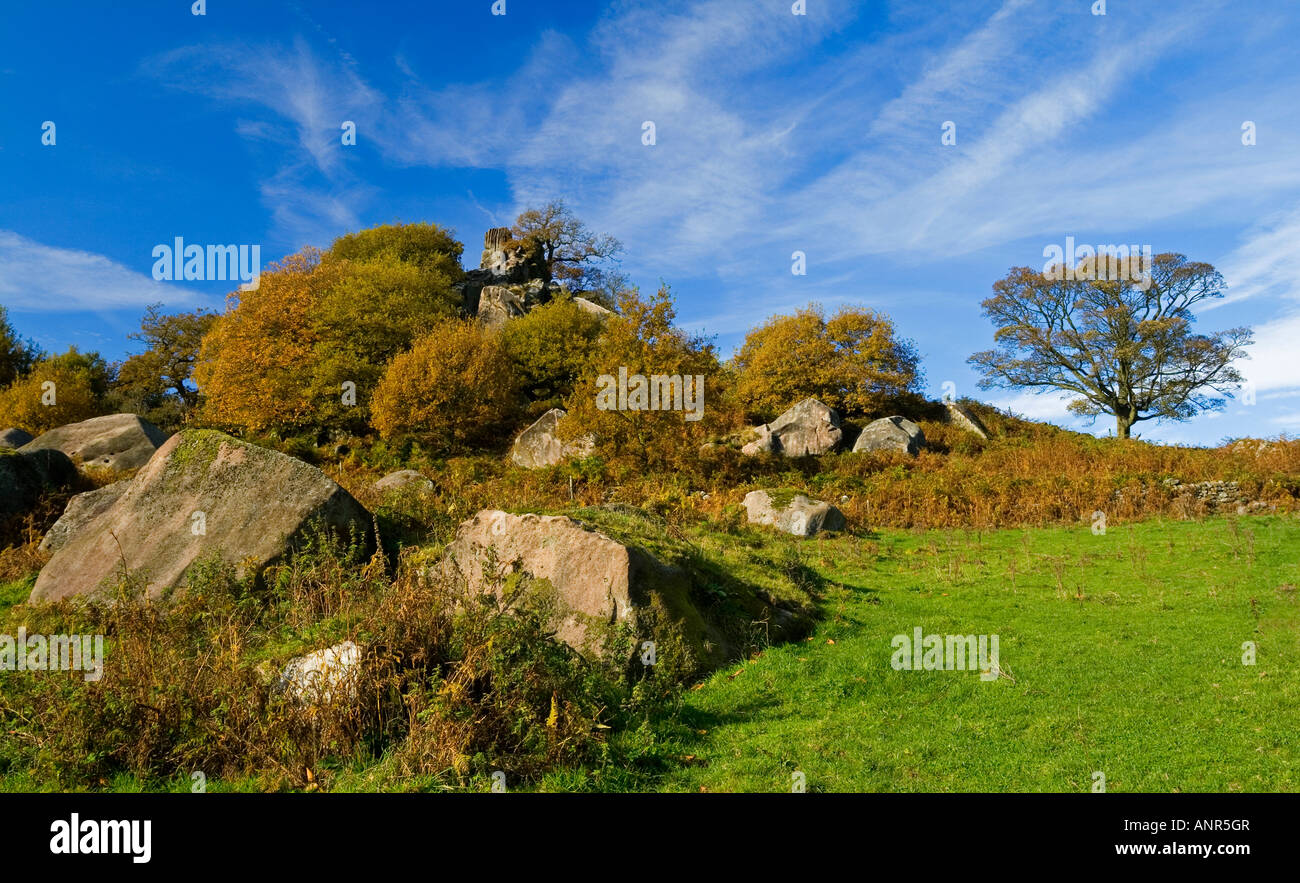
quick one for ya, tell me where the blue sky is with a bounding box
[1,0,1297,445]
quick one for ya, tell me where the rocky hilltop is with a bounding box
[455,228,611,327]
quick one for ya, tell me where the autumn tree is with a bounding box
[309,228,464,430]
[0,305,40,388]
[370,319,520,452]
[501,296,606,415]
[0,347,112,433]
[969,253,1253,438]
[564,285,723,470]
[328,222,465,279]
[731,304,923,422]
[193,224,467,435]
[112,303,218,428]
[511,201,622,289]
[194,249,329,434]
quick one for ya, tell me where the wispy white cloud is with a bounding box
[148,36,381,250]
[150,37,380,178]
[0,231,199,312]
[1208,206,1300,311]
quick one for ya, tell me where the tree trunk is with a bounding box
[1116,410,1134,439]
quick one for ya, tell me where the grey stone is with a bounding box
[20,413,168,471]
[0,427,34,449]
[374,469,434,492]
[743,490,846,537]
[852,416,925,456]
[277,641,361,707]
[572,296,613,317]
[477,285,527,328]
[741,398,843,457]
[944,400,989,439]
[40,481,128,552]
[443,510,716,667]
[509,409,594,468]
[30,430,372,603]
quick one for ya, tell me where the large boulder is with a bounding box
[509,409,594,468]
[852,416,925,456]
[443,510,720,669]
[0,448,78,521]
[743,490,846,537]
[742,398,843,457]
[944,400,989,439]
[30,430,372,603]
[20,413,168,471]
[0,428,34,449]
[40,481,129,552]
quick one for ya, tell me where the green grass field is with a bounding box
[547,514,1300,793]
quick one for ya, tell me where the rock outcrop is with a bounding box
[0,428,33,449]
[481,227,548,283]
[20,413,168,471]
[742,398,844,457]
[852,416,925,456]
[30,430,372,603]
[509,409,594,468]
[743,490,846,537]
[443,510,719,669]
[572,296,613,317]
[477,284,528,327]
[455,229,609,327]
[944,400,989,439]
[40,481,129,552]
[0,448,77,522]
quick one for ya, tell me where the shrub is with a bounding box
[193,249,328,434]
[371,319,520,452]
[194,225,467,435]
[563,286,732,472]
[0,530,679,791]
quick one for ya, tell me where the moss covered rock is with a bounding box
[30,430,372,603]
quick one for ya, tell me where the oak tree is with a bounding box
[969,253,1252,438]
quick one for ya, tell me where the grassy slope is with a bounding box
[553,514,1300,793]
[3,514,1296,793]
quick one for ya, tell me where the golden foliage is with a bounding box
[731,303,923,422]
[371,319,520,451]
[501,297,605,415]
[563,286,731,470]
[193,225,466,435]
[194,249,329,434]
[0,353,109,434]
